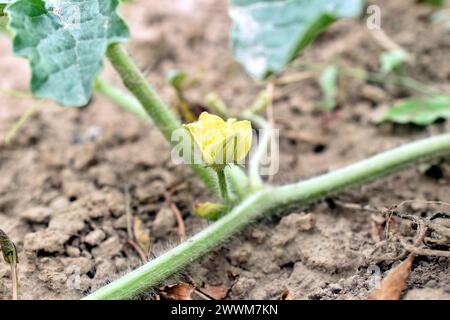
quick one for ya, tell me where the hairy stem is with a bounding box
[224,165,250,199]
[217,170,230,204]
[84,132,450,300]
[106,44,178,141]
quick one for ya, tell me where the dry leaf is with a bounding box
[369,255,414,300]
[227,270,237,281]
[281,289,294,300]
[386,216,398,234]
[133,216,151,253]
[371,221,383,243]
[202,286,229,300]
[161,283,195,300]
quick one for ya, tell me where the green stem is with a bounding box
[217,169,230,204]
[93,78,149,121]
[244,112,270,190]
[4,102,40,145]
[84,132,450,300]
[0,88,32,99]
[224,165,250,199]
[105,44,218,194]
[106,44,178,141]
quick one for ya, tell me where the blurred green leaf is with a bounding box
[382,96,450,125]
[380,49,409,74]
[417,0,446,7]
[249,90,270,114]
[431,8,450,31]
[320,64,338,111]
[166,69,187,92]
[229,0,364,79]
[204,93,230,118]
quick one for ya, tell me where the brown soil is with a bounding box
[1,0,450,300]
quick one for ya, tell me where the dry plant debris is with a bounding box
[369,255,414,300]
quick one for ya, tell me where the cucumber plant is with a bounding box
[0,0,449,300]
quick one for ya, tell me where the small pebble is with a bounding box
[152,206,176,238]
[66,246,81,257]
[92,236,122,258]
[20,206,52,223]
[280,213,316,231]
[84,229,106,246]
[329,283,343,293]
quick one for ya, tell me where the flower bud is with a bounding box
[194,201,229,221]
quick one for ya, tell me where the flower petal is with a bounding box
[184,123,204,148]
[205,133,236,166]
[231,120,253,162]
[198,112,226,130]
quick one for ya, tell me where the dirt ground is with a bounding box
[1,0,450,300]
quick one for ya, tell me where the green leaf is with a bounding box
[230,0,364,79]
[0,228,18,265]
[418,0,446,6]
[380,49,409,74]
[166,69,187,92]
[382,96,450,125]
[431,8,450,31]
[5,0,129,106]
[319,64,338,111]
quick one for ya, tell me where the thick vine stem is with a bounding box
[84,132,450,300]
[106,44,180,141]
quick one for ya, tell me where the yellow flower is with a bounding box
[183,112,252,168]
